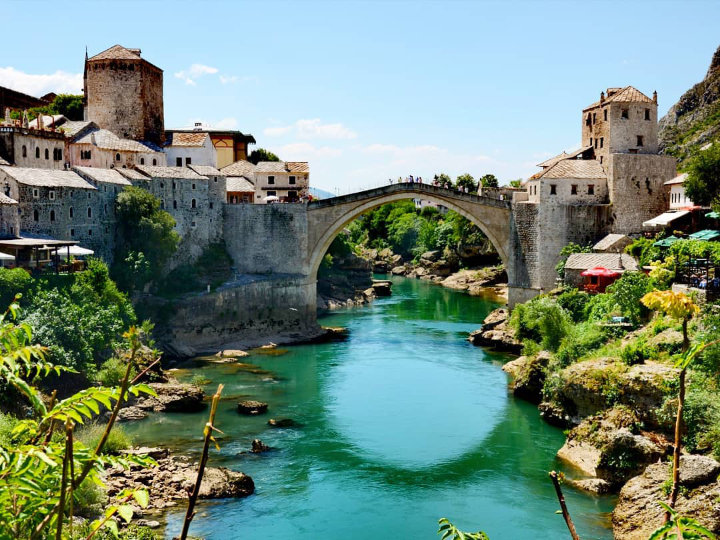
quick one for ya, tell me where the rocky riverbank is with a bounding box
[470,306,720,536]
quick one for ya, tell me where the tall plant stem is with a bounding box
[666,318,689,522]
[180,384,224,540]
[549,471,580,540]
[55,420,73,540]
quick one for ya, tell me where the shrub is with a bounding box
[94,357,135,386]
[509,296,571,352]
[0,268,32,307]
[0,413,18,447]
[76,423,132,455]
[620,339,657,365]
[556,288,591,323]
[555,321,607,367]
[73,477,107,518]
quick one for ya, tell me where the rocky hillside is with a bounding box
[659,44,720,166]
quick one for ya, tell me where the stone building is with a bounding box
[665,173,695,209]
[221,159,256,204]
[84,45,164,146]
[0,125,67,169]
[165,124,255,168]
[253,161,310,203]
[0,166,102,252]
[0,193,19,238]
[164,131,216,168]
[67,122,165,169]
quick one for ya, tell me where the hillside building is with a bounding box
[221,159,257,204]
[253,161,309,203]
[165,124,256,169]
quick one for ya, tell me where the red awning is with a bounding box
[581,266,621,277]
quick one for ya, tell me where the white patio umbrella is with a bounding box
[265,195,280,202]
[58,246,95,259]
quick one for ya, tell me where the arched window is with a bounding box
[115,153,121,161]
[191,199,196,209]
[22,145,27,158]
[173,200,177,209]
[69,207,74,218]
[140,158,145,165]
[44,148,49,160]
[87,207,92,218]
[35,147,40,158]
[152,158,157,166]
[33,209,39,222]
[50,210,55,222]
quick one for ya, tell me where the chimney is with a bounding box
[22,110,29,128]
[600,91,605,103]
[193,122,202,132]
[653,90,658,104]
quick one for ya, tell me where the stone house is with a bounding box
[164,131,216,168]
[220,159,256,204]
[665,173,695,210]
[0,166,102,252]
[165,125,256,169]
[84,45,164,146]
[525,159,608,204]
[0,125,67,169]
[253,161,310,203]
[564,252,639,288]
[66,121,165,169]
[0,193,19,238]
[593,233,633,253]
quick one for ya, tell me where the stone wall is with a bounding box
[224,203,310,274]
[0,202,19,238]
[0,129,66,169]
[607,153,676,234]
[67,143,165,169]
[152,275,319,355]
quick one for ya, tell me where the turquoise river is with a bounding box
[124,276,615,539]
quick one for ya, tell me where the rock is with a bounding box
[268,418,296,428]
[117,406,148,422]
[216,349,249,358]
[391,266,408,276]
[612,456,720,539]
[378,248,393,259]
[373,261,389,272]
[505,351,550,404]
[569,478,612,494]
[414,267,429,277]
[237,400,268,415]
[420,250,441,263]
[131,381,206,414]
[389,254,402,265]
[501,357,526,378]
[251,439,271,453]
[482,308,510,330]
[538,401,573,428]
[136,520,161,529]
[123,447,169,460]
[468,308,522,354]
[372,280,392,297]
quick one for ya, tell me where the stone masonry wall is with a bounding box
[607,153,676,234]
[224,203,309,275]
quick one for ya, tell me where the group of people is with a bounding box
[386,176,474,193]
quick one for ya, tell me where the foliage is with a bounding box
[626,236,661,267]
[648,502,716,539]
[437,518,489,540]
[648,256,676,289]
[606,272,653,323]
[248,148,280,165]
[556,242,592,278]
[76,423,132,455]
[455,173,477,192]
[12,94,84,122]
[554,321,607,367]
[479,174,499,188]
[434,173,452,186]
[684,143,720,208]
[94,356,136,386]
[556,288,591,323]
[0,317,156,539]
[509,296,571,352]
[0,413,18,448]
[509,179,522,188]
[620,338,657,365]
[113,187,180,291]
[0,268,33,308]
[156,242,234,297]
[641,290,700,321]
[387,212,423,258]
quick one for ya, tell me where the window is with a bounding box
[172,181,176,189]
[69,207,74,218]
[88,229,92,236]
[268,175,275,185]
[50,210,55,222]
[192,183,196,190]
[550,184,556,195]
[594,139,598,149]
[571,184,578,195]
[214,177,217,182]
[173,200,177,209]
[585,113,591,126]
[160,200,165,209]
[35,147,40,158]
[140,158,145,165]
[191,221,197,228]
[621,108,629,119]
[160,182,164,188]
[185,157,191,166]
[267,190,277,197]
[53,148,62,161]
[115,153,121,161]
[33,188,39,198]
[176,157,182,167]
[49,191,55,200]
[588,184,595,195]
[209,202,214,209]
[81,150,91,160]
[289,176,296,185]
[33,209,39,222]
[637,135,644,146]
[70,229,74,237]
[644,108,650,120]
[600,156,603,164]
[590,137,593,146]
[152,158,157,166]
[87,192,91,199]
[288,190,298,199]
[600,137,604,148]
[603,109,607,121]
[45,148,49,160]
[191,199,196,208]
[87,207,92,218]
[592,112,596,124]
[22,145,26,158]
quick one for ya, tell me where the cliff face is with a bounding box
[659,44,720,166]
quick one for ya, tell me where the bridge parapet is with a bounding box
[308,183,512,210]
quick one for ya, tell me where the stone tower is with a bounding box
[582,87,675,233]
[84,45,164,146]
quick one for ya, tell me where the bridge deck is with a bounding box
[307,183,512,210]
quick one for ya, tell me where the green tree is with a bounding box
[50,94,84,120]
[556,242,592,278]
[434,173,452,186]
[479,174,499,188]
[113,187,180,291]
[248,148,280,164]
[684,144,720,208]
[455,173,476,192]
[509,179,523,188]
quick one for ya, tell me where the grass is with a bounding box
[76,423,132,455]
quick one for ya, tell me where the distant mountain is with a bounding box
[310,187,336,199]
[659,44,720,167]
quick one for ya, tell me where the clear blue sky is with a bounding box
[2,0,718,192]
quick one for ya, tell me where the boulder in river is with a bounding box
[501,351,551,404]
[118,380,206,420]
[268,418,297,428]
[468,308,522,354]
[238,400,268,415]
[251,439,271,453]
[372,280,392,297]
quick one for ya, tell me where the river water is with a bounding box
[124,276,614,539]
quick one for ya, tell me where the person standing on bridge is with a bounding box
[388,178,393,185]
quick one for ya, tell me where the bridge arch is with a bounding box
[306,184,513,285]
